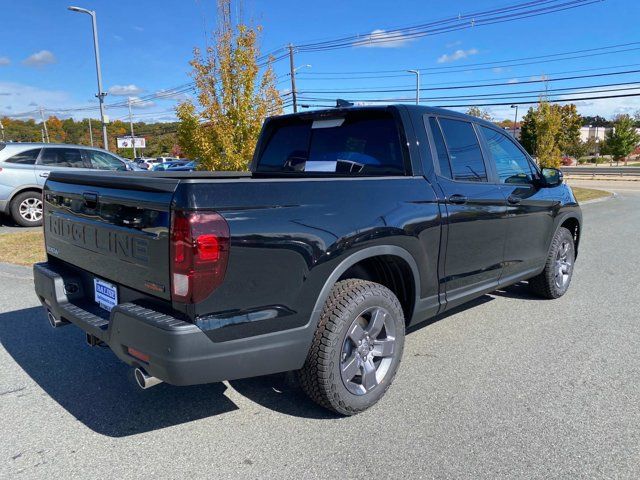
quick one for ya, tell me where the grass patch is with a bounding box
[0,230,45,266]
[572,187,611,202]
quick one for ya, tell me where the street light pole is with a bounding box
[128,97,137,158]
[88,118,93,146]
[0,120,4,142]
[68,6,109,151]
[511,104,518,138]
[407,70,420,105]
[39,106,50,143]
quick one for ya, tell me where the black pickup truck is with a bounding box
[34,105,582,415]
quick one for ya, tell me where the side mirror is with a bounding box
[541,167,563,187]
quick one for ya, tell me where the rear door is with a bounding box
[426,116,508,308]
[477,125,556,282]
[35,147,87,186]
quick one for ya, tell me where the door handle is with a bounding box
[447,194,468,205]
[507,195,521,205]
[39,172,49,178]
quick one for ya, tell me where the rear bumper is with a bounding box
[33,262,311,385]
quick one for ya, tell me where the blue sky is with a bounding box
[1,0,639,123]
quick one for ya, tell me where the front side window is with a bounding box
[256,111,406,175]
[86,150,126,171]
[480,126,534,184]
[5,148,41,165]
[438,118,487,182]
[40,148,85,168]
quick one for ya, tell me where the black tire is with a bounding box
[298,279,405,415]
[10,191,43,227]
[529,227,575,299]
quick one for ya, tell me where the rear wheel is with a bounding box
[529,226,575,299]
[298,279,405,415]
[10,191,43,227]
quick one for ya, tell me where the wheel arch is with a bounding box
[309,246,421,330]
[8,185,43,205]
[554,212,582,258]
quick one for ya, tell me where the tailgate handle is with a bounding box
[83,192,98,208]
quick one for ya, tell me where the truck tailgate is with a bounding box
[43,171,179,301]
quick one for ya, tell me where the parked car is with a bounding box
[166,160,198,171]
[151,160,190,171]
[34,105,582,415]
[0,143,128,227]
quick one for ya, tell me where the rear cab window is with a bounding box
[255,110,408,176]
[85,150,126,171]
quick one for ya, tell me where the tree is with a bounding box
[535,101,562,168]
[466,106,492,121]
[176,0,282,171]
[556,104,582,157]
[46,116,67,143]
[519,107,538,155]
[601,114,640,165]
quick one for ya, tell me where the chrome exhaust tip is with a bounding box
[47,310,67,328]
[134,368,163,389]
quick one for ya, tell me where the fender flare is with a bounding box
[307,245,421,330]
[550,211,582,255]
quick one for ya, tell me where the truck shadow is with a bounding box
[0,306,332,438]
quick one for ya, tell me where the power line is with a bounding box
[294,0,599,52]
[299,68,640,95]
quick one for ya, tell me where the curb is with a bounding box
[579,192,617,205]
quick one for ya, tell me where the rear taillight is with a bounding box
[170,210,230,303]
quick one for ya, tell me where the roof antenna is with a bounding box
[335,99,354,108]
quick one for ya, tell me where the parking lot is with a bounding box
[1,180,639,479]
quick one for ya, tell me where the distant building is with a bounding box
[579,126,609,143]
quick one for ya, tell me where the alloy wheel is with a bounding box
[340,306,396,395]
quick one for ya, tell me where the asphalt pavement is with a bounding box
[1,181,639,479]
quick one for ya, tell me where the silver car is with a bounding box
[0,142,128,227]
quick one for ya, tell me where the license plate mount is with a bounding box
[94,278,118,312]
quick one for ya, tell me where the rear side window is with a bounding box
[256,111,406,175]
[40,148,85,168]
[428,118,452,178]
[5,148,41,165]
[86,150,126,171]
[438,118,487,182]
[479,126,534,184]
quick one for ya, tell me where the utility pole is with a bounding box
[0,120,4,142]
[68,6,109,150]
[288,44,298,113]
[127,97,137,158]
[88,118,93,146]
[407,70,420,105]
[39,107,50,143]
[511,104,518,138]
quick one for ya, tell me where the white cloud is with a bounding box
[128,96,156,109]
[492,67,503,73]
[437,48,479,63]
[0,57,10,66]
[22,50,56,67]
[358,29,412,48]
[508,78,519,84]
[0,81,71,117]
[446,40,462,48]
[133,25,144,32]
[108,84,144,96]
[113,34,124,42]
